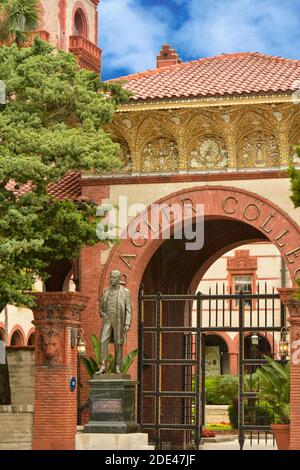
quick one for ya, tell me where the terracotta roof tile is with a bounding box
[5,172,81,200]
[111,52,300,101]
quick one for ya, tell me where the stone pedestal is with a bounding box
[84,374,139,434]
[76,431,154,450]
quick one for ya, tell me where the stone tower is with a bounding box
[37,0,101,74]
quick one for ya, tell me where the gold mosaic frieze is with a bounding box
[105,103,300,174]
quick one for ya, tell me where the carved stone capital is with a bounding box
[277,288,300,323]
[32,292,88,323]
[32,292,88,367]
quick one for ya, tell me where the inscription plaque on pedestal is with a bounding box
[92,399,122,414]
[84,374,139,434]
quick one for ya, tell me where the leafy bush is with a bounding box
[228,399,238,429]
[256,356,290,424]
[205,375,238,405]
[228,399,274,429]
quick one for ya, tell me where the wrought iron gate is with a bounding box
[137,285,286,450]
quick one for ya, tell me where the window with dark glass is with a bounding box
[234,275,252,307]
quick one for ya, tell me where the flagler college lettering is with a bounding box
[117,193,300,281]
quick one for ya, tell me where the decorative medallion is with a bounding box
[188,137,228,169]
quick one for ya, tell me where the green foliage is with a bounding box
[228,401,238,429]
[205,423,232,431]
[228,400,273,429]
[82,334,138,376]
[205,375,238,405]
[0,0,39,46]
[0,38,130,307]
[255,356,290,424]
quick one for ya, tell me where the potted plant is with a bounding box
[82,334,138,377]
[256,356,290,450]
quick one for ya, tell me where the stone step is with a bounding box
[76,433,152,451]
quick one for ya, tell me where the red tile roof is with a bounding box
[48,172,81,200]
[5,172,81,200]
[113,52,300,101]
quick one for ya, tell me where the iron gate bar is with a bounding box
[141,424,198,430]
[195,292,202,451]
[143,359,198,364]
[137,285,144,425]
[138,287,286,450]
[201,333,206,436]
[238,292,245,451]
[155,292,161,449]
[242,426,272,431]
[143,327,282,332]
[143,392,198,397]
[142,293,279,300]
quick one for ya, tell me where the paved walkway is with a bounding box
[201,438,277,451]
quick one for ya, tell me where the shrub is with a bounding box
[228,398,274,429]
[205,375,238,405]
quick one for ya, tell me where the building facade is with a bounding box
[1,2,300,450]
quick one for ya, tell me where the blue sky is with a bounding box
[99,0,300,80]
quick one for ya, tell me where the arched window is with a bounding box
[74,9,87,37]
[27,333,36,347]
[10,330,24,346]
[0,328,5,341]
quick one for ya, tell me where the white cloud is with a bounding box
[99,0,170,78]
[175,0,300,59]
[99,0,300,79]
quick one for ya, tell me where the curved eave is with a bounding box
[117,92,297,113]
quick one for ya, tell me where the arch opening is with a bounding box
[74,9,88,37]
[10,330,24,347]
[205,334,230,375]
[27,332,36,347]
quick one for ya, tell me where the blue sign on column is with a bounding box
[70,376,77,392]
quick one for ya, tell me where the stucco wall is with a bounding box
[0,349,35,450]
[0,405,34,450]
[40,0,97,48]
[6,349,35,406]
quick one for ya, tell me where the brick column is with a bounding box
[278,288,300,450]
[31,292,88,450]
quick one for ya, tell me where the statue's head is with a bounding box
[110,270,121,287]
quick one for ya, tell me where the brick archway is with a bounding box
[101,185,300,291]
[99,185,300,375]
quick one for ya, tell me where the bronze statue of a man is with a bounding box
[98,270,132,374]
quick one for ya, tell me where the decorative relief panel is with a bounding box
[188,137,228,169]
[37,326,64,366]
[118,141,132,172]
[288,115,300,163]
[237,131,280,168]
[141,137,179,172]
[106,104,300,174]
